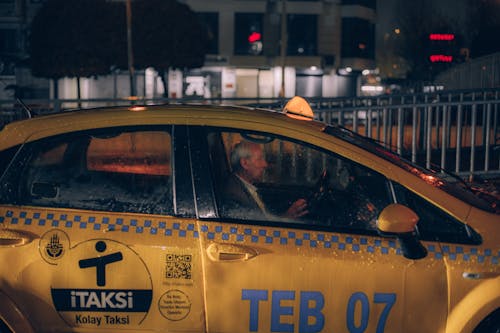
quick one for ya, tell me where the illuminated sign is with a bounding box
[429,33,455,41]
[428,33,456,63]
[429,55,453,63]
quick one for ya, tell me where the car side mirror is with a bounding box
[376,203,427,260]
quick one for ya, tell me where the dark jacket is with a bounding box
[220,173,266,219]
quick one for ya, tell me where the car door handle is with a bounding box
[206,243,258,262]
[0,229,38,246]
[462,272,499,280]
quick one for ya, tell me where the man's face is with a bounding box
[241,144,268,183]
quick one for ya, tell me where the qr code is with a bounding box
[166,254,192,279]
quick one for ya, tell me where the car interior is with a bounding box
[22,131,174,215]
[206,129,391,232]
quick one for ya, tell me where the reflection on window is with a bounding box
[207,129,391,233]
[234,13,263,55]
[87,132,171,176]
[22,129,173,215]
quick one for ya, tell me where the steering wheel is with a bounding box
[307,169,331,212]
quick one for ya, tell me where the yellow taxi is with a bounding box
[0,97,498,333]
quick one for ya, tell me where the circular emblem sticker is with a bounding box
[39,229,70,264]
[50,239,152,328]
[158,290,191,321]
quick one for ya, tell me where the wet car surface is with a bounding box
[0,97,498,333]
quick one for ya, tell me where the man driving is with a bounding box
[221,141,308,220]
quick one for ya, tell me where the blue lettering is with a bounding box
[242,289,268,332]
[346,292,369,333]
[299,291,324,333]
[78,241,122,287]
[271,290,295,332]
[374,293,396,333]
[241,289,396,333]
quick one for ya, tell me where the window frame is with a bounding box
[197,12,219,55]
[341,0,376,10]
[286,14,318,56]
[233,12,264,56]
[189,125,482,246]
[341,17,375,59]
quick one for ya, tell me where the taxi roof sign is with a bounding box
[283,96,314,121]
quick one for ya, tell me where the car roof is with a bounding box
[0,103,327,150]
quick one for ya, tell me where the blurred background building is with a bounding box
[0,0,378,99]
[0,0,498,101]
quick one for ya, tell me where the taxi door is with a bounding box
[189,127,448,333]
[196,225,448,332]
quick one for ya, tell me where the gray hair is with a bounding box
[230,141,259,172]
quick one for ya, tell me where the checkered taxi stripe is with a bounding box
[1,209,498,265]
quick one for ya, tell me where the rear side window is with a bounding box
[7,128,174,215]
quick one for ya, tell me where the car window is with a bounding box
[11,128,174,215]
[206,129,392,233]
[0,146,19,179]
[392,183,481,244]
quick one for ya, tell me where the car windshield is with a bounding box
[323,125,499,214]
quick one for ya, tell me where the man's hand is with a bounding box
[285,198,308,218]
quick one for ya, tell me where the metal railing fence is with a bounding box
[308,89,500,180]
[1,88,499,180]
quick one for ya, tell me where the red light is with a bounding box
[248,32,261,43]
[430,54,453,62]
[429,33,455,41]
